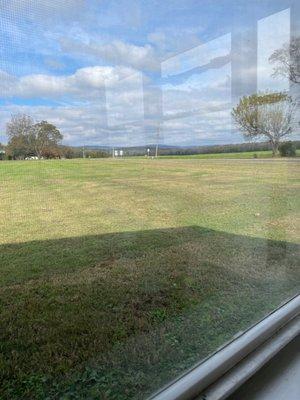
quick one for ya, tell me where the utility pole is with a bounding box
[82,145,85,158]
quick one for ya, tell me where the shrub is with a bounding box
[279,141,296,157]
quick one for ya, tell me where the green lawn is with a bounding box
[160,149,300,159]
[0,158,299,399]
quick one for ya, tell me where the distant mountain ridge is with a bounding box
[71,141,300,156]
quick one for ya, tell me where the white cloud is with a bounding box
[162,63,231,120]
[60,38,159,71]
[0,61,239,147]
[106,71,145,127]
[0,102,151,147]
[0,65,140,100]
[160,108,235,146]
[0,64,149,146]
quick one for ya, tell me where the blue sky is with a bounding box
[0,0,298,146]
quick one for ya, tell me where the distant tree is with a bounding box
[269,37,300,84]
[86,149,110,158]
[278,141,297,157]
[232,92,296,156]
[31,121,63,158]
[0,142,6,160]
[60,145,84,159]
[58,147,109,159]
[6,114,34,159]
[7,135,33,159]
[6,115,63,159]
[6,114,34,140]
[41,146,62,159]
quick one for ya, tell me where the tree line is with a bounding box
[155,140,299,157]
[1,114,109,160]
[0,111,298,160]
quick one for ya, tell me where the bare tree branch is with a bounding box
[269,37,300,84]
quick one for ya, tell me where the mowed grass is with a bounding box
[160,149,300,159]
[0,158,299,399]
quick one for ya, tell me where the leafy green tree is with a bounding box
[6,114,34,159]
[6,115,63,159]
[278,141,297,157]
[32,121,63,158]
[86,149,110,158]
[232,92,295,156]
[7,135,33,159]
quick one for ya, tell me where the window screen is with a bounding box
[0,1,299,399]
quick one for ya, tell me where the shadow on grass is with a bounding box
[0,226,299,400]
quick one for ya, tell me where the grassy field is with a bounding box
[0,158,299,399]
[160,149,300,159]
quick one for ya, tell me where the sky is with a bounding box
[0,0,299,147]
